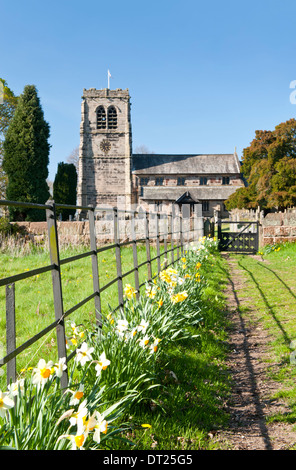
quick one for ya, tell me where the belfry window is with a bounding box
[96,106,106,129]
[108,106,117,129]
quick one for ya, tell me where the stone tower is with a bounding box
[77,88,133,212]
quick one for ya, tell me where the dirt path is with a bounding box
[216,254,296,450]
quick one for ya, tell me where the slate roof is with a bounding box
[141,186,239,201]
[132,153,241,175]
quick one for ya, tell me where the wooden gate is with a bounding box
[218,220,259,253]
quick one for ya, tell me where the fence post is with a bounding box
[163,213,168,268]
[180,214,184,256]
[170,212,174,265]
[145,211,152,282]
[46,201,68,389]
[88,206,102,328]
[6,283,16,386]
[113,207,124,309]
[156,212,161,274]
[131,211,140,300]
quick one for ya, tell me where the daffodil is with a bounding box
[156,298,163,309]
[95,351,111,375]
[32,358,54,386]
[88,411,108,444]
[150,337,161,353]
[54,357,67,378]
[76,342,94,366]
[170,291,188,304]
[57,421,87,450]
[137,319,149,333]
[145,284,157,298]
[123,284,136,300]
[116,319,129,337]
[7,379,25,397]
[69,399,88,428]
[68,384,85,406]
[138,334,150,349]
[107,313,114,324]
[0,389,15,418]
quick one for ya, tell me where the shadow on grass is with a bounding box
[238,257,291,346]
[221,254,274,450]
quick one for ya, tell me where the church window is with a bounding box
[177,177,185,186]
[140,177,149,186]
[200,177,207,185]
[108,106,117,129]
[155,177,164,186]
[202,201,209,212]
[96,106,106,129]
[222,176,230,185]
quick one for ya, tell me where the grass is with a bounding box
[227,242,296,430]
[0,242,167,379]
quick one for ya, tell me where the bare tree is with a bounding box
[134,145,155,154]
[67,146,79,171]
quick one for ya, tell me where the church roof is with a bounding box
[140,186,239,201]
[132,153,241,175]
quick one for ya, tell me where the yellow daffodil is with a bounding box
[145,284,157,298]
[124,284,136,300]
[170,291,188,304]
[156,298,163,309]
[107,313,114,324]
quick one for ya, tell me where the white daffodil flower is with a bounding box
[76,342,94,366]
[95,352,111,376]
[54,357,67,378]
[32,358,54,386]
[0,389,15,418]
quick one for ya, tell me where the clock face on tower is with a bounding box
[100,139,111,153]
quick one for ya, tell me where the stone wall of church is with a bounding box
[77,88,132,211]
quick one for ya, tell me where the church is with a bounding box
[77,88,245,217]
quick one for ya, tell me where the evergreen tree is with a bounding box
[53,162,77,220]
[3,84,50,221]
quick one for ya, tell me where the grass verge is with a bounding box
[227,242,296,431]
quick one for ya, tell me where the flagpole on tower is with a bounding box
[108,70,111,89]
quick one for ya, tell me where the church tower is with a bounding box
[77,88,133,212]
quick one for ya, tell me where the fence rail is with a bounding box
[0,199,199,389]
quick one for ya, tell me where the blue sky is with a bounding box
[1,0,296,181]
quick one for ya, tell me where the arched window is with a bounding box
[108,106,117,129]
[97,106,106,129]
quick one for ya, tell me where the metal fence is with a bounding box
[0,199,197,389]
